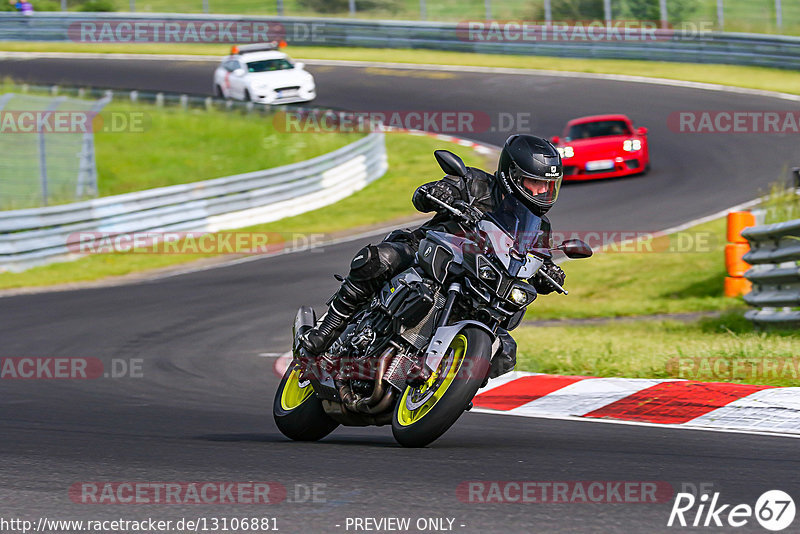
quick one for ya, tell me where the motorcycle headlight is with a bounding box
[623,139,642,152]
[479,265,498,281]
[509,287,528,305]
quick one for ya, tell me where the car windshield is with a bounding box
[567,120,631,140]
[485,194,545,255]
[246,59,294,73]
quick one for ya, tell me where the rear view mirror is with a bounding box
[637,127,648,136]
[233,68,245,77]
[295,62,305,70]
[551,136,560,145]
[558,239,593,259]
[434,150,467,178]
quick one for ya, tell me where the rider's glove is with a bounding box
[534,263,566,295]
[422,181,457,208]
[452,200,483,224]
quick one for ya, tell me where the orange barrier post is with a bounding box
[724,211,755,297]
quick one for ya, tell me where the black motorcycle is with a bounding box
[273,150,592,447]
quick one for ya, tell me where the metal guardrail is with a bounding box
[1,13,800,70]
[0,131,387,272]
[742,218,800,326]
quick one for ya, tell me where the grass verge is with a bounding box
[94,102,362,196]
[514,313,800,387]
[514,214,800,386]
[525,218,745,320]
[0,132,489,289]
[2,42,799,96]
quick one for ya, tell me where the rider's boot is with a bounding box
[300,278,373,356]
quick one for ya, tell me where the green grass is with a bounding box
[0,132,489,288]
[514,313,800,387]
[3,42,799,97]
[525,218,746,320]
[95,102,362,196]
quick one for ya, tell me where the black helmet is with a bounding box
[496,134,563,216]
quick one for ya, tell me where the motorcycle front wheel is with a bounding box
[392,327,492,447]
[273,362,339,441]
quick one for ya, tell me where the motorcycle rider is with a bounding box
[300,134,566,376]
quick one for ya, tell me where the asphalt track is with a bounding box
[1,56,800,532]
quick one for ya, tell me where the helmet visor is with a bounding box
[510,162,562,206]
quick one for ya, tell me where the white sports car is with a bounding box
[213,42,316,104]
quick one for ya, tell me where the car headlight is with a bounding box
[623,139,642,152]
[557,146,574,158]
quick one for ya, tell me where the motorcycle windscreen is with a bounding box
[481,195,547,278]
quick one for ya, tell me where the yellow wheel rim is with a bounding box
[280,366,314,411]
[396,334,467,427]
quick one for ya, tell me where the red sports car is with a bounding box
[551,114,650,181]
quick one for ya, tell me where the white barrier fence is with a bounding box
[0,132,387,272]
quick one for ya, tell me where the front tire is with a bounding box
[392,327,492,447]
[273,362,339,441]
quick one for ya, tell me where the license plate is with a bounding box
[586,160,615,171]
[277,90,297,98]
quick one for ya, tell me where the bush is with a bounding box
[32,0,60,10]
[530,0,698,25]
[297,0,401,14]
[76,0,115,11]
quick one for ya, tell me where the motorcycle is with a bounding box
[273,150,592,447]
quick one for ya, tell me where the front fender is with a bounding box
[423,320,497,373]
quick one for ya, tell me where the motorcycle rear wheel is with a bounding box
[273,362,339,441]
[391,327,492,447]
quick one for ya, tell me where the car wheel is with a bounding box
[244,89,252,102]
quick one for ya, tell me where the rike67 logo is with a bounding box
[668,490,796,531]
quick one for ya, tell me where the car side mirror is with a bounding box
[434,150,467,178]
[558,239,593,259]
[295,62,305,70]
[637,127,648,136]
[233,68,245,77]
[551,136,560,145]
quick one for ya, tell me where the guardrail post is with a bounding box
[419,0,425,20]
[716,0,724,30]
[775,0,783,31]
[659,0,668,29]
[484,0,490,20]
[603,0,612,24]
[348,0,355,17]
[724,211,755,297]
[276,0,283,16]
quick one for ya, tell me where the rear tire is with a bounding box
[273,362,339,441]
[392,327,492,447]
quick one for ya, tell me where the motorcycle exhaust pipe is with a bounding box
[354,346,395,411]
[336,346,396,414]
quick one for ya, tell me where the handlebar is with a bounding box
[537,269,568,295]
